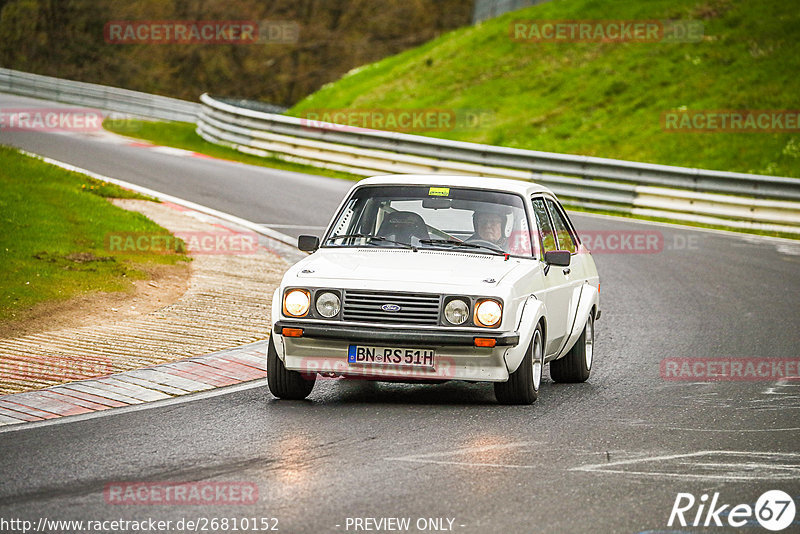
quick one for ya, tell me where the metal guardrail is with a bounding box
[2,68,797,234]
[197,94,800,234]
[0,68,199,122]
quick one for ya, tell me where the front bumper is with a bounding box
[274,321,520,346]
[274,321,521,382]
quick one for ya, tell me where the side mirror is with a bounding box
[544,250,571,267]
[297,235,320,252]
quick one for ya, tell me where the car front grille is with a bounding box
[342,290,441,326]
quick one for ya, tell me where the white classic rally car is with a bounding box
[268,175,600,404]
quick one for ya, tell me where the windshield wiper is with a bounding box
[326,234,416,251]
[419,238,506,255]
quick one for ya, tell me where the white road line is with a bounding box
[386,441,537,468]
[148,146,197,157]
[19,151,302,249]
[687,461,800,470]
[1,153,290,432]
[387,459,539,469]
[625,420,800,433]
[647,426,800,433]
[579,450,800,467]
[572,469,798,481]
[572,450,800,481]
[27,150,795,250]
[763,376,800,395]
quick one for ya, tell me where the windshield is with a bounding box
[324,185,534,256]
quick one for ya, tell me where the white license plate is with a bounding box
[347,345,435,368]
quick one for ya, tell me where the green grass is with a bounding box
[103,119,361,181]
[289,0,800,179]
[0,146,189,323]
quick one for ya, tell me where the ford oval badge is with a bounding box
[381,304,402,312]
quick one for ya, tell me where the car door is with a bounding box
[531,196,573,357]
[545,197,585,353]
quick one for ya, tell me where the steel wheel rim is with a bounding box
[532,330,542,391]
[585,316,594,370]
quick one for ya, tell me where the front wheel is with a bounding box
[550,312,594,383]
[494,324,543,405]
[267,335,315,400]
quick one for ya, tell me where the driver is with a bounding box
[470,210,508,249]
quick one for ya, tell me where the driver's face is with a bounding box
[476,214,503,243]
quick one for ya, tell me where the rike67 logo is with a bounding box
[669,490,796,531]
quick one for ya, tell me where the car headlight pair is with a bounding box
[444,298,502,328]
[283,289,340,318]
[285,288,500,327]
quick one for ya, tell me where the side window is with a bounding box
[531,198,557,255]
[546,199,578,254]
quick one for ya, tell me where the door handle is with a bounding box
[562,268,571,275]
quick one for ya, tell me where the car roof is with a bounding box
[355,174,555,198]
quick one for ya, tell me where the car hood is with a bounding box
[289,248,530,287]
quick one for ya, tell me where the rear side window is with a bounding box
[531,198,557,255]
[546,199,578,253]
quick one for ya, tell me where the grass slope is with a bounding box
[0,146,188,323]
[289,0,800,178]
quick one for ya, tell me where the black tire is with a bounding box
[494,324,543,405]
[267,335,315,400]
[550,312,594,383]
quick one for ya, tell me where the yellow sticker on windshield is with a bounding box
[428,187,450,197]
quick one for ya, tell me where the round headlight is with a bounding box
[316,292,341,318]
[444,299,470,325]
[284,289,310,317]
[475,299,502,327]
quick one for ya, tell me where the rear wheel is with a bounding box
[267,335,315,400]
[550,312,594,383]
[494,324,543,405]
